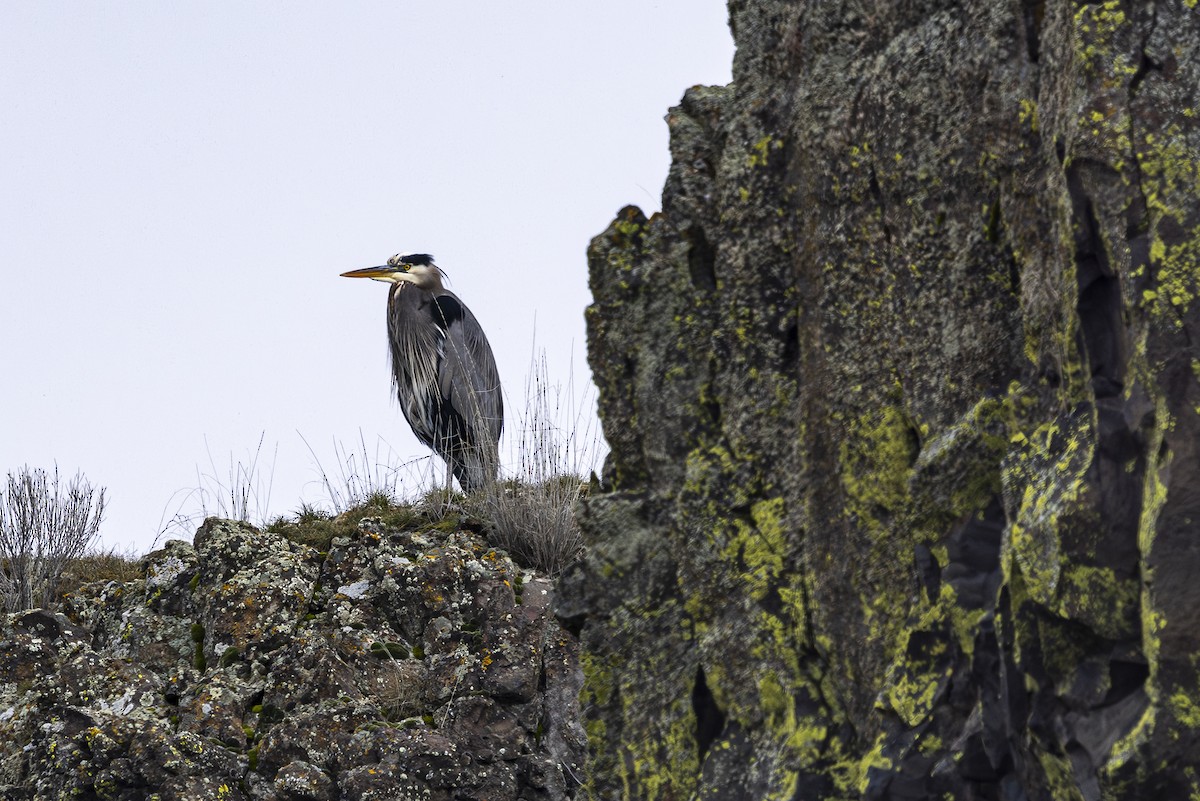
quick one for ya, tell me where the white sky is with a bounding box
[0,4,734,555]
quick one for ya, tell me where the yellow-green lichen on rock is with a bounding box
[568,0,1200,799]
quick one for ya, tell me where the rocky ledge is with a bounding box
[0,517,584,800]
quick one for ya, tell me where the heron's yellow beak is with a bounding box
[340,265,402,281]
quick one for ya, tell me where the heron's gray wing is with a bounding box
[433,294,504,444]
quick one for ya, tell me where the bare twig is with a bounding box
[0,465,107,612]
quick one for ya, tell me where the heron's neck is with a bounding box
[424,269,445,293]
[396,270,444,294]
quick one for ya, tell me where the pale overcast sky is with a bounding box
[1,3,734,555]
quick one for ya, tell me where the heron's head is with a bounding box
[340,253,444,291]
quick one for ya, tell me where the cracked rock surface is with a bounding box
[0,518,584,800]
[564,0,1200,799]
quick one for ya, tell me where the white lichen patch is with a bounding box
[97,688,136,716]
[336,580,372,599]
[146,552,191,588]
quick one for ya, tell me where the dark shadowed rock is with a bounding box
[566,0,1200,799]
[0,517,583,800]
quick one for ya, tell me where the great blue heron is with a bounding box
[341,253,503,492]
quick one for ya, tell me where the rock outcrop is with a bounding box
[565,0,1200,799]
[0,517,584,800]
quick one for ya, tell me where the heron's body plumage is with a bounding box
[386,280,503,491]
[342,253,503,492]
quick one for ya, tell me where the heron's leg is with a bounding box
[445,458,453,493]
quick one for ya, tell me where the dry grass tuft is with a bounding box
[158,434,276,544]
[300,431,416,515]
[477,477,588,577]
[55,548,143,600]
[374,659,429,722]
[471,351,603,577]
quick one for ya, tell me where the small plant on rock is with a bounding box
[0,465,107,612]
[158,433,276,542]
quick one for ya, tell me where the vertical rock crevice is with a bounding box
[691,666,726,762]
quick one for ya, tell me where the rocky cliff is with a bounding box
[563,0,1200,799]
[0,516,584,800]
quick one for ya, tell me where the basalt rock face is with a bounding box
[0,518,584,800]
[564,1,1200,799]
